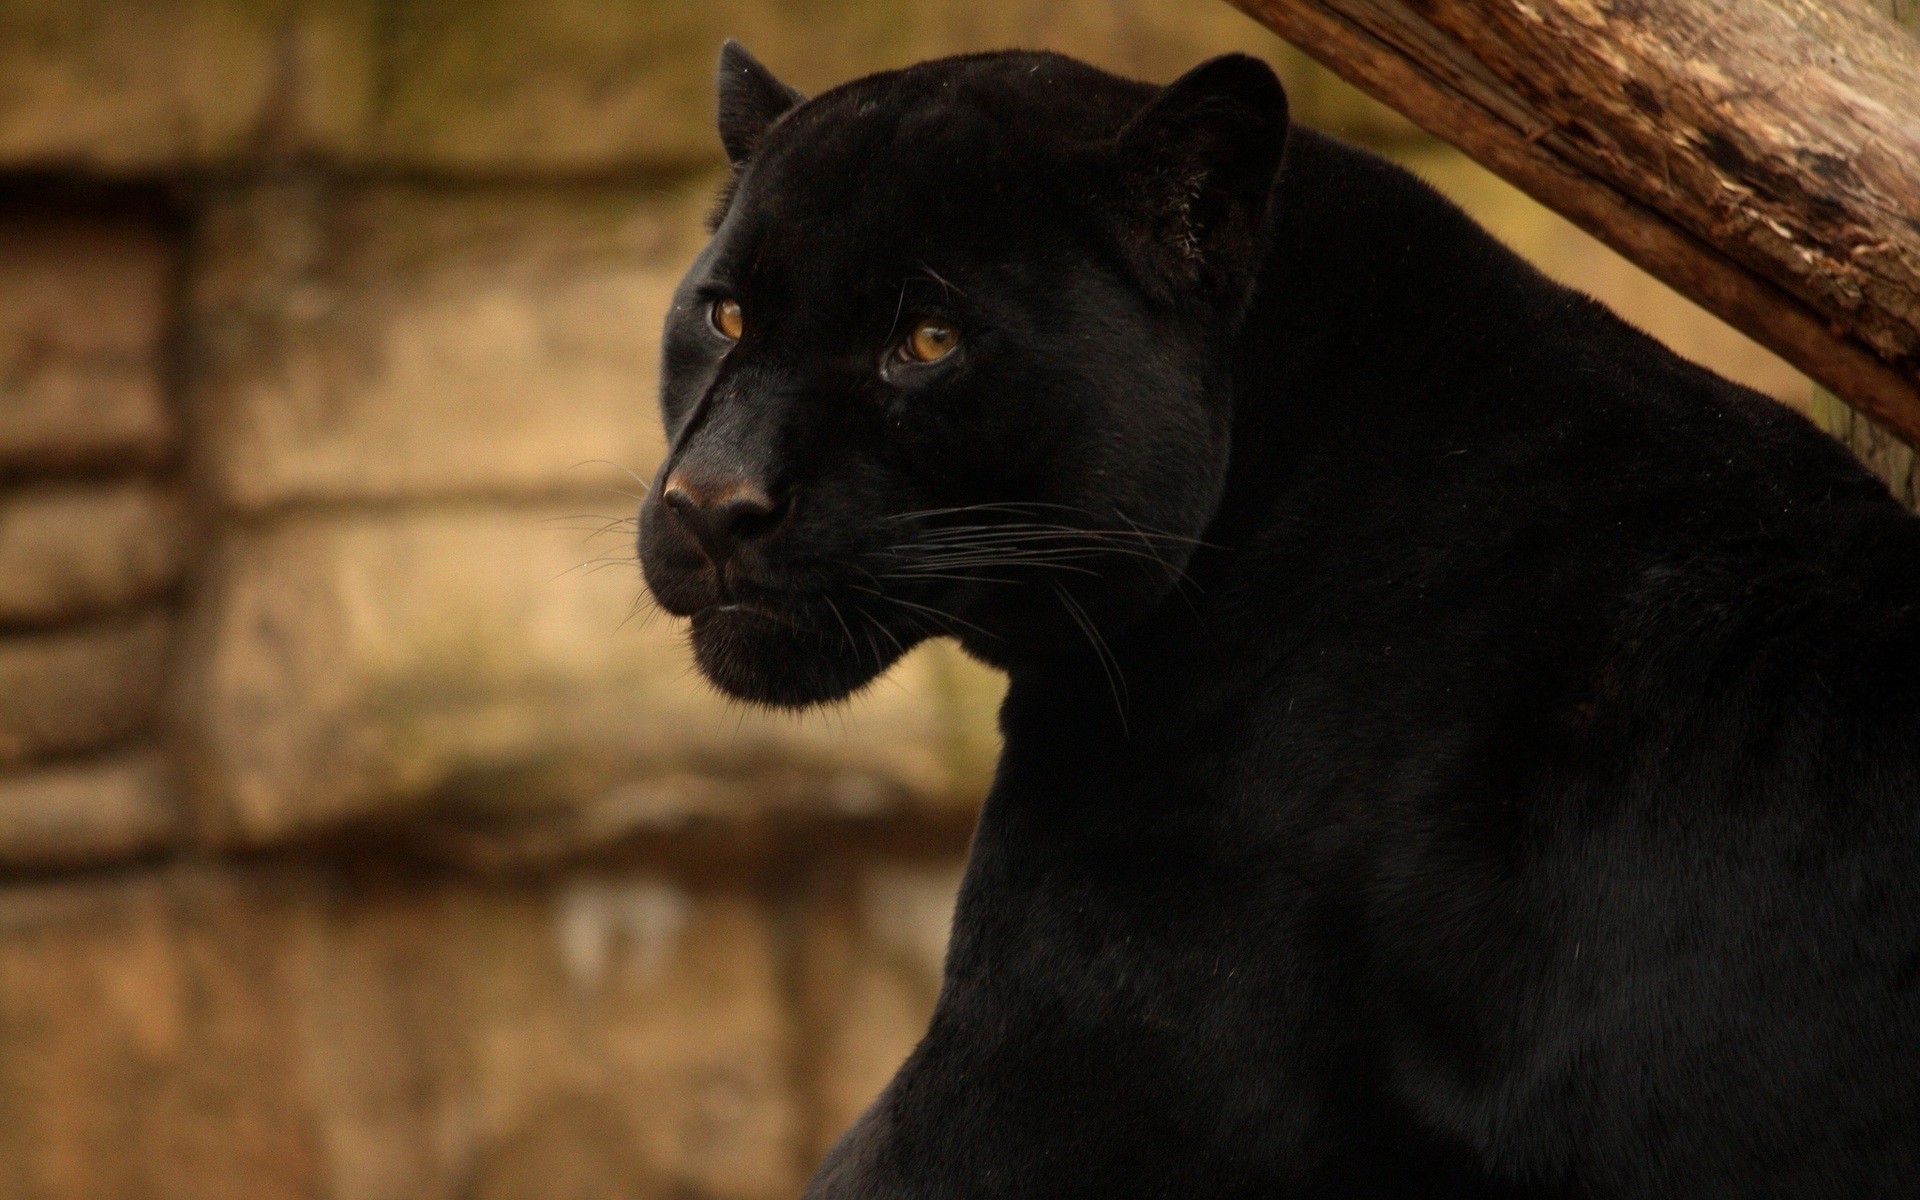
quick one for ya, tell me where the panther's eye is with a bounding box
[711,297,744,340]
[902,319,959,364]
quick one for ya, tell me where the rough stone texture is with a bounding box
[0,482,188,625]
[0,613,172,766]
[0,216,171,469]
[177,504,1003,845]
[797,855,964,1161]
[190,179,706,508]
[0,0,1403,173]
[0,752,178,868]
[0,862,800,1200]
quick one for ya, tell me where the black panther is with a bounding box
[637,41,1920,1197]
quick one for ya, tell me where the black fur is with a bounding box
[638,47,1920,1197]
[717,40,806,168]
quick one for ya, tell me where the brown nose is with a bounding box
[661,478,786,567]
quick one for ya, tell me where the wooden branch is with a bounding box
[1228,0,1920,447]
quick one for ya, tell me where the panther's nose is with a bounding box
[661,475,788,567]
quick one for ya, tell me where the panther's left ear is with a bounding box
[1111,54,1289,312]
[717,40,805,168]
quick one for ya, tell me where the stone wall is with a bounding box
[0,205,182,869]
[0,3,1824,1198]
[0,176,989,1200]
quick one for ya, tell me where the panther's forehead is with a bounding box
[777,50,1148,153]
[742,101,1028,235]
[730,52,1151,244]
[713,122,1044,318]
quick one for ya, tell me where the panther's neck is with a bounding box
[995,127,1557,753]
[1217,127,1549,538]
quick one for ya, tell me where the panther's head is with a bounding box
[638,43,1289,707]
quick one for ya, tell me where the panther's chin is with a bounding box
[687,601,914,708]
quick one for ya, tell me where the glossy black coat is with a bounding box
[638,45,1920,1198]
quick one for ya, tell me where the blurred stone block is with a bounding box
[0,614,172,766]
[356,0,1315,169]
[0,868,318,1200]
[309,871,799,1200]
[177,504,1002,845]
[0,753,178,868]
[0,861,798,1200]
[190,180,704,507]
[0,0,1384,173]
[0,0,372,171]
[0,217,172,468]
[0,482,187,624]
[797,855,965,1160]
[327,0,1410,168]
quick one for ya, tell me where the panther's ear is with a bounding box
[1111,55,1289,311]
[717,40,805,168]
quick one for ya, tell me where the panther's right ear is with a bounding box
[1109,55,1288,318]
[717,40,805,168]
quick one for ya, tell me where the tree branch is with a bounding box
[1229,0,1920,446]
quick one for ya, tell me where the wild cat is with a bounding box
[637,42,1920,1198]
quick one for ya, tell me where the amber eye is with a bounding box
[710,297,744,340]
[903,319,959,364]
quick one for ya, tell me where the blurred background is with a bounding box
[0,1,1856,1197]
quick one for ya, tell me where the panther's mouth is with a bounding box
[691,598,803,632]
[681,583,922,708]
